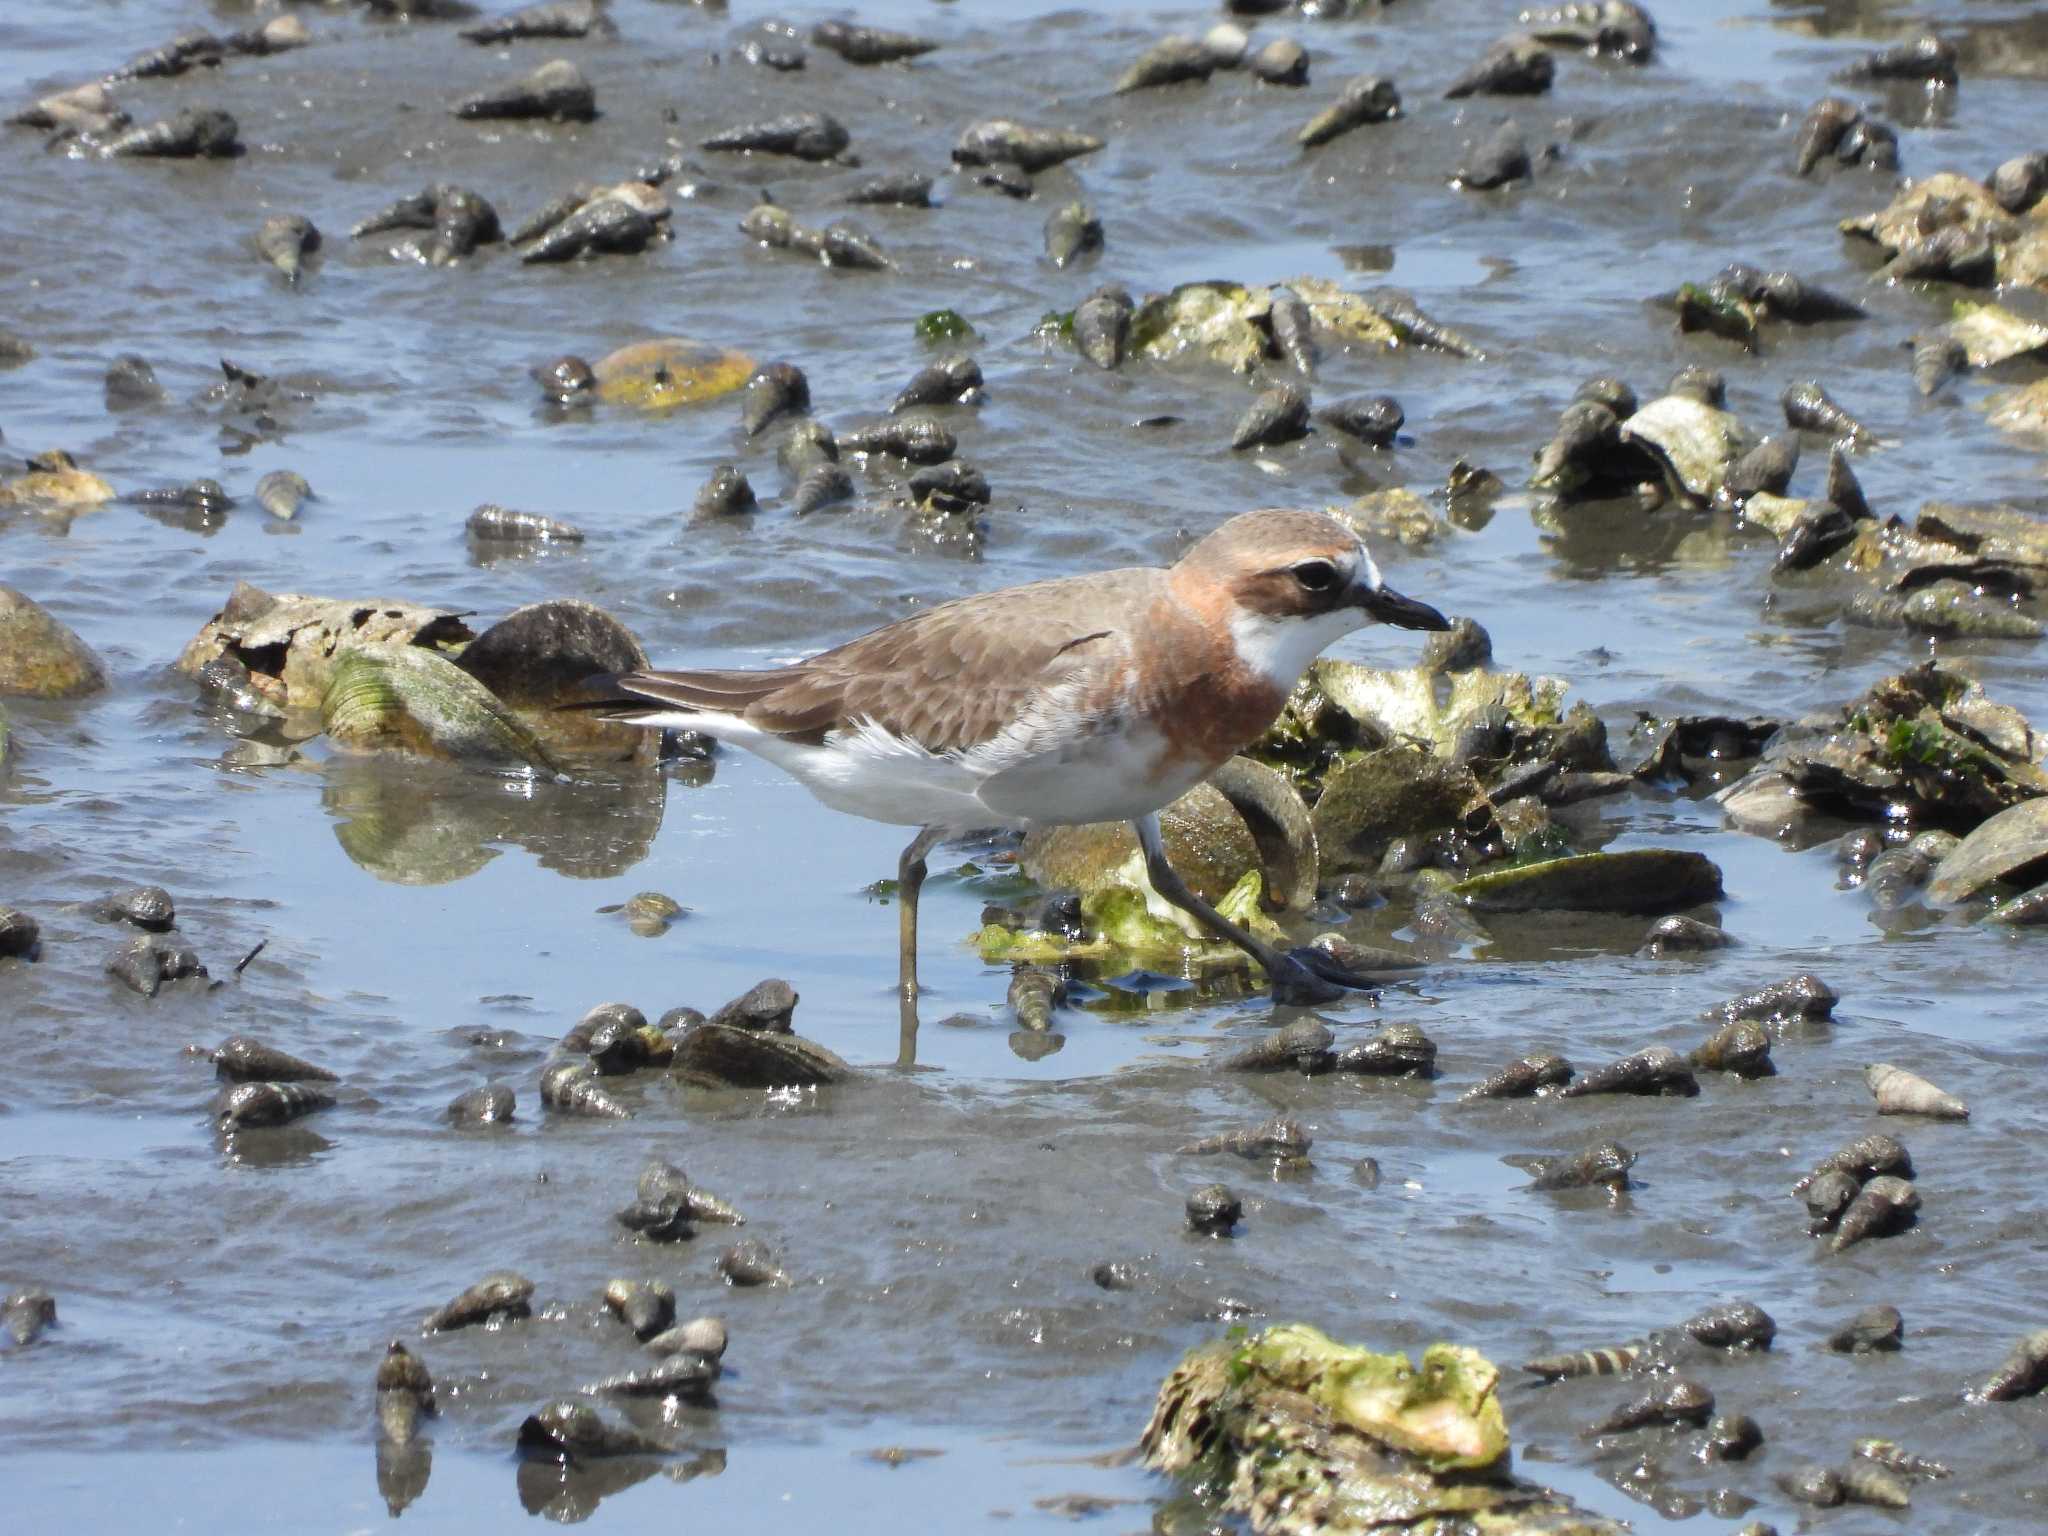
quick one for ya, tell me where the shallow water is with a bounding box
[5,0,2048,1530]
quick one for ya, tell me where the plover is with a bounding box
[585,508,1447,1005]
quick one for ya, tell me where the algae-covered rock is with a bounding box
[1143,1324,1624,1536]
[1313,662,1575,760]
[1313,748,1485,873]
[1451,850,1723,914]
[323,646,558,772]
[1126,278,1470,373]
[0,588,108,699]
[1733,661,2048,833]
[976,869,1286,979]
[177,583,475,712]
[591,338,755,410]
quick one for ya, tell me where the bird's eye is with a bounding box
[1292,560,1339,594]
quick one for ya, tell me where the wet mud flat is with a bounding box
[6,0,2048,1531]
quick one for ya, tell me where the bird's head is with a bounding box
[1173,507,1450,688]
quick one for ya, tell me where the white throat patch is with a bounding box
[1227,603,1370,692]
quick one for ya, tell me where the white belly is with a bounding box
[642,702,1207,834]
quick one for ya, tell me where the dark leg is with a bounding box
[896,825,945,1002]
[1132,815,1370,1007]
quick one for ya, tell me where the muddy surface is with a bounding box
[5,0,2048,1530]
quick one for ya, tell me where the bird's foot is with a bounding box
[1262,945,1378,1008]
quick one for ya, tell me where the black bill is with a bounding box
[1357,582,1451,631]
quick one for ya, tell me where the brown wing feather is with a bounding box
[616,567,1156,753]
